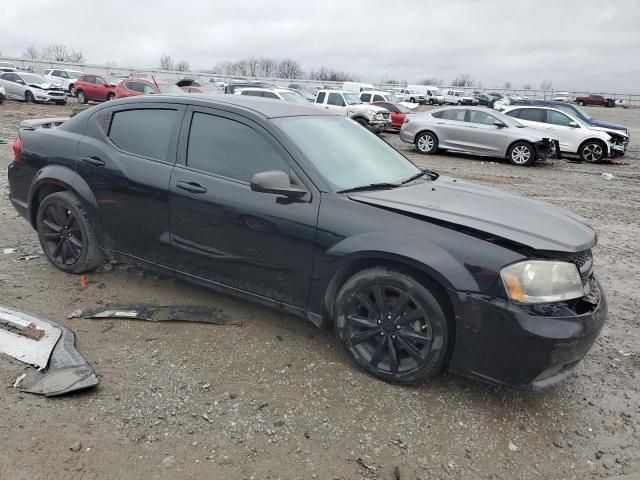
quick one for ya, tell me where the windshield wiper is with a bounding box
[337,182,400,193]
[401,170,430,184]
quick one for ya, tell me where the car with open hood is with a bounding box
[503,105,628,162]
[0,72,67,104]
[400,106,558,166]
[42,68,83,95]
[8,94,606,391]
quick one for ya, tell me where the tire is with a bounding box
[415,131,438,154]
[77,90,88,104]
[580,140,606,163]
[106,93,115,101]
[457,100,462,105]
[334,268,450,384]
[25,91,35,103]
[354,117,369,128]
[507,141,535,166]
[579,101,586,107]
[410,97,416,103]
[428,98,434,105]
[36,191,104,274]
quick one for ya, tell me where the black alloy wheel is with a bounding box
[335,268,449,384]
[36,191,104,273]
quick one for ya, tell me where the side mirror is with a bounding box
[493,120,507,128]
[568,121,579,128]
[250,170,306,198]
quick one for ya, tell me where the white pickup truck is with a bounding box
[314,90,391,133]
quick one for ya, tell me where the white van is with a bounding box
[407,85,445,105]
[342,81,376,93]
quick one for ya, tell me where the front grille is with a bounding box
[568,250,593,284]
[47,91,65,96]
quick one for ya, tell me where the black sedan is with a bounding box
[8,95,607,390]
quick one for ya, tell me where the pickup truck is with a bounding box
[574,94,615,107]
[314,90,391,133]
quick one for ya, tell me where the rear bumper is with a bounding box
[447,278,607,391]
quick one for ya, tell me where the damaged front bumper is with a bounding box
[446,277,607,391]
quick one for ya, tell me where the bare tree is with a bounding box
[23,46,40,60]
[159,54,175,71]
[452,73,474,87]
[418,77,442,86]
[258,57,277,77]
[540,80,553,91]
[67,49,85,63]
[41,44,69,61]
[246,57,260,77]
[278,58,303,79]
[210,61,227,75]
[175,60,190,72]
[503,80,512,89]
[523,83,532,90]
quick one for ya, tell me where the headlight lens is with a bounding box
[374,113,383,120]
[500,261,583,304]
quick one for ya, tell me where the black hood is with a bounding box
[349,176,596,253]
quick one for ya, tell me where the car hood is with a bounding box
[29,82,59,89]
[589,119,628,134]
[349,104,387,113]
[349,176,596,252]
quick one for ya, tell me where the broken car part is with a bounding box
[0,305,98,396]
[68,304,238,325]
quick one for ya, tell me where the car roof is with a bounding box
[239,87,291,93]
[101,94,337,119]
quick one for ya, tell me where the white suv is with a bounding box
[42,68,83,95]
[314,90,390,133]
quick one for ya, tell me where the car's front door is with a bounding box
[1,73,19,99]
[542,110,584,153]
[168,108,320,307]
[94,76,109,101]
[75,103,184,262]
[464,109,507,155]
[325,92,347,115]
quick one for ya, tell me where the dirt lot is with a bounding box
[0,99,639,480]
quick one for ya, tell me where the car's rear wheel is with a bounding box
[415,131,438,154]
[77,90,88,104]
[507,141,535,166]
[580,140,605,163]
[106,93,115,101]
[457,100,462,105]
[334,268,449,384]
[25,91,34,103]
[36,191,104,274]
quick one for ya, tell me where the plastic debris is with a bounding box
[68,303,237,325]
[3,248,16,254]
[600,173,614,180]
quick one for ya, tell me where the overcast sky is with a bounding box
[2,0,638,92]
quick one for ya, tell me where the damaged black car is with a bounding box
[8,95,607,390]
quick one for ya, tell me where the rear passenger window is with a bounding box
[373,95,385,102]
[442,109,466,122]
[506,109,523,118]
[518,109,545,123]
[316,92,326,104]
[360,93,371,102]
[186,113,289,182]
[108,109,177,161]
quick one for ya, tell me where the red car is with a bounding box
[74,74,117,104]
[372,101,413,130]
[114,78,184,99]
[574,94,616,107]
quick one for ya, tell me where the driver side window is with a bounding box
[327,93,345,107]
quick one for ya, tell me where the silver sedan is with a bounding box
[0,72,67,105]
[399,106,558,166]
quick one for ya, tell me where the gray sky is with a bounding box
[2,0,639,92]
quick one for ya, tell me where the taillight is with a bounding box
[12,136,22,163]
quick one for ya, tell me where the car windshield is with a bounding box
[275,116,421,191]
[20,73,47,84]
[279,91,310,104]
[158,84,184,94]
[343,93,362,105]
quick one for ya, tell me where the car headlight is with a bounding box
[500,260,583,304]
[373,113,383,120]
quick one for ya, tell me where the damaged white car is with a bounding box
[0,72,67,105]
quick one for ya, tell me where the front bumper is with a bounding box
[447,278,606,390]
[369,120,391,132]
[34,91,67,103]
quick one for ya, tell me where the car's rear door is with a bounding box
[168,107,320,307]
[75,102,185,262]
[464,109,507,155]
[82,75,97,99]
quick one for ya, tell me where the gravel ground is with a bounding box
[0,99,638,480]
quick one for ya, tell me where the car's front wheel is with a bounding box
[335,268,449,384]
[507,141,535,166]
[415,131,438,154]
[36,191,104,273]
[580,140,605,163]
[25,91,35,103]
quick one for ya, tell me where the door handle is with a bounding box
[81,156,105,167]
[176,181,207,194]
